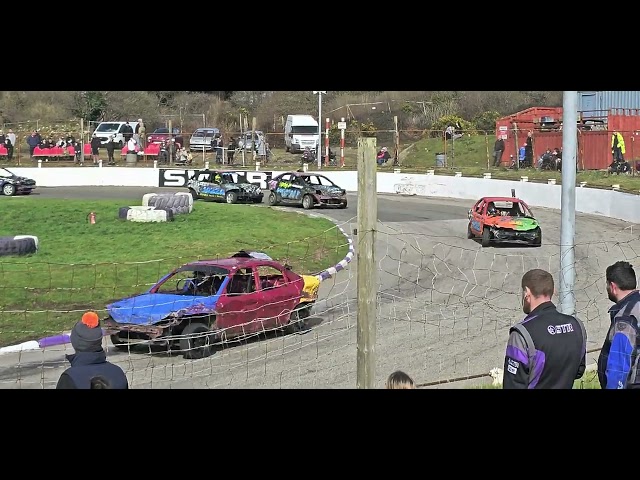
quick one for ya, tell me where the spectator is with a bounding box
[55,311,128,389]
[493,136,505,167]
[212,135,223,164]
[612,130,626,163]
[105,135,116,165]
[4,136,13,161]
[0,130,5,145]
[597,261,640,389]
[502,269,587,389]
[227,136,237,165]
[376,146,391,166]
[137,119,146,149]
[90,133,101,165]
[385,370,416,389]
[524,131,533,168]
[26,130,41,159]
[73,139,83,165]
[7,129,16,159]
[122,121,134,143]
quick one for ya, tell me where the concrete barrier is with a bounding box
[8,166,640,224]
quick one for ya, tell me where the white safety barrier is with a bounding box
[8,167,640,224]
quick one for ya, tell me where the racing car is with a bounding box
[186,169,263,204]
[467,191,542,247]
[102,251,320,359]
[0,168,36,196]
[267,171,347,209]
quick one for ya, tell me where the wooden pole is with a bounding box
[513,122,519,170]
[393,115,399,166]
[252,117,257,164]
[80,118,85,165]
[485,131,490,169]
[356,136,377,389]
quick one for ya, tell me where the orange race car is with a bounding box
[467,191,542,247]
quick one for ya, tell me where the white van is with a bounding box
[93,121,140,148]
[284,115,319,154]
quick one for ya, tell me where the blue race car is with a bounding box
[186,169,263,204]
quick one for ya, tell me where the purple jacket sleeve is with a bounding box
[503,330,530,389]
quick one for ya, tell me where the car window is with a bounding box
[227,268,256,295]
[96,123,120,133]
[154,267,228,295]
[257,265,285,290]
[279,174,292,183]
[154,128,169,134]
[221,173,234,183]
[318,176,335,186]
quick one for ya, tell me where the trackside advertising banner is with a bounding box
[158,169,274,189]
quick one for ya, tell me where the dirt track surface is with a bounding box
[0,187,637,388]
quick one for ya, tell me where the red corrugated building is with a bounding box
[494,107,640,170]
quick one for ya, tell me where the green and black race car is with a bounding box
[187,170,263,204]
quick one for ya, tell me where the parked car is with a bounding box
[0,168,36,196]
[93,121,139,148]
[188,127,220,152]
[267,171,348,210]
[467,192,542,247]
[237,130,264,151]
[187,169,263,204]
[147,127,180,145]
[102,250,320,359]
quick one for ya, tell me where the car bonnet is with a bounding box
[493,216,539,231]
[106,289,225,326]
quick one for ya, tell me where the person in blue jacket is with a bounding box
[56,311,129,389]
[598,261,640,389]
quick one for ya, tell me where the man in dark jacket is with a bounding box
[597,261,640,389]
[503,269,587,389]
[493,136,505,167]
[26,130,41,158]
[56,311,128,389]
[105,135,116,165]
[122,122,134,143]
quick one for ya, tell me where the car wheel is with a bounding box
[302,194,314,210]
[338,201,347,209]
[225,191,238,204]
[481,227,491,247]
[467,223,474,239]
[2,183,16,196]
[268,191,279,206]
[110,333,133,351]
[252,197,263,204]
[533,227,542,247]
[285,310,305,334]
[188,189,198,201]
[180,322,212,359]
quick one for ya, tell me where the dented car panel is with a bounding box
[268,172,347,209]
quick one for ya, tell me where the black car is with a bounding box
[186,170,263,204]
[0,168,36,196]
[267,171,347,210]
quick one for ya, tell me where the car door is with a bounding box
[214,268,264,338]
[255,265,301,329]
[469,200,485,235]
[274,173,300,203]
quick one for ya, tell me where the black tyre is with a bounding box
[180,322,212,359]
[2,183,16,196]
[268,191,279,206]
[302,194,314,210]
[285,310,304,334]
[467,223,474,239]
[533,227,542,247]
[253,196,263,204]
[338,201,347,209]
[110,333,132,351]
[481,227,491,247]
[189,189,198,201]
[0,236,38,257]
[225,191,238,204]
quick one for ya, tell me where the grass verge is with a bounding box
[0,198,348,347]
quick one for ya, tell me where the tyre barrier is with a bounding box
[118,206,174,223]
[142,192,193,215]
[0,235,39,257]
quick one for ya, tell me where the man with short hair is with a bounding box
[502,269,587,389]
[597,261,640,389]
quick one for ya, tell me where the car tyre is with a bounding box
[268,192,279,206]
[285,310,305,334]
[481,227,491,247]
[338,201,347,209]
[2,183,16,196]
[302,194,314,210]
[188,189,198,201]
[533,227,542,247]
[180,322,212,359]
[467,223,474,239]
[110,333,132,351]
[225,191,238,204]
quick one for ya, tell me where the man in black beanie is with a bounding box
[56,311,129,389]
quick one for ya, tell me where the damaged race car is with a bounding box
[102,251,320,359]
[467,191,542,247]
[187,169,263,204]
[267,171,348,210]
[0,167,36,196]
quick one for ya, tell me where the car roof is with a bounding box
[277,171,328,178]
[479,197,524,203]
[185,257,279,269]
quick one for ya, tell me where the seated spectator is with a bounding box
[376,146,391,165]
